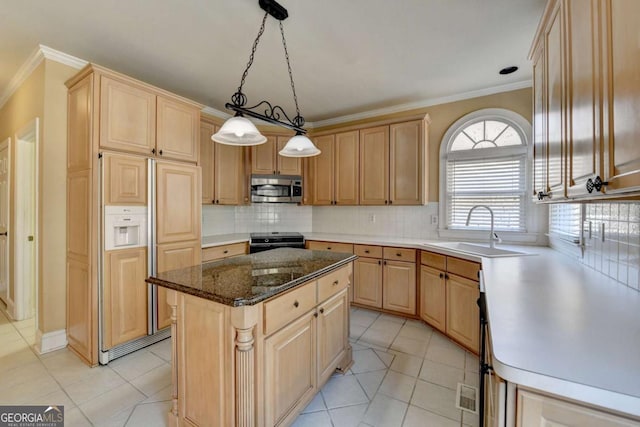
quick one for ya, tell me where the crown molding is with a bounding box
[310,80,532,128]
[0,45,87,109]
[201,106,230,119]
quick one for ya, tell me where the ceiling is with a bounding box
[0,0,546,123]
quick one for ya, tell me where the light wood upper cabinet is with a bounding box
[531,0,640,200]
[103,248,148,349]
[310,131,359,205]
[360,126,389,205]
[200,119,245,205]
[602,0,640,194]
[156,96,199,163]
[251,135,302,176]
[156,161,201,244]
[390,120,425,205]
[100,75,156,155]
[103,153,147,205]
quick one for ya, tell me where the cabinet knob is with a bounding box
[332,280,339,286]
[293,301,299,308]
[445,274,449,280]
[151,148,156,155]
[384,200,388,205]
[158,149,163,155]
[378,260,381,265]
[439,273,444,279]
[314,312,318,318]
[364,250,370,254]
[587,176,609,193]
[389,200,393,205]
[327,247,332,250]
[396,253,401,257]
[537,191,550,200]
[223,250,228,254]
[319,308,325,314]
[273,170,276,174]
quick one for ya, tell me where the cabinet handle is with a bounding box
[537,191,549,200]
[319,308,325,314]
[293,301,299,308]
[439,273,444,279]
[332,280,339,286]
[586,176,609,193]
[151,148,156,155]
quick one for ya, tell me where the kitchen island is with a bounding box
[147,248,356,427]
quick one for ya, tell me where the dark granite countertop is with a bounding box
[146,248,357,307]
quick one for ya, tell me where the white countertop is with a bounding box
[201,232,640,417]
[201,233,250,248]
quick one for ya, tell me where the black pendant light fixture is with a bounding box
[212,0,320,157]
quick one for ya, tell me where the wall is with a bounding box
[0,58,77,338]
[313,88,533,202]
[549,202,640,291]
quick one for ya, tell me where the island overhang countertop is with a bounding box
[146,248,357,307]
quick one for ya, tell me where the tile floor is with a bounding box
[0,307,479,427]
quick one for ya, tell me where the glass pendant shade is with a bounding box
[279,134,321,157]
[212,116,267,146]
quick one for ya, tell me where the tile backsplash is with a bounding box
[549,202,640,291]
[202,204,313,235]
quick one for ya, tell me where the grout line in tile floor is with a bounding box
[0,306,478,427]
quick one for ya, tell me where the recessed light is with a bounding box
[499,66,518,75]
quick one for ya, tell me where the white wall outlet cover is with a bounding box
[430,214,438,225]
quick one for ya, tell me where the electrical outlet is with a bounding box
[368,214,376,223]
[430,214,438,225]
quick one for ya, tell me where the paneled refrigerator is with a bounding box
[99,152,200,364]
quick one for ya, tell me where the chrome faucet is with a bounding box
[466,205,500,248]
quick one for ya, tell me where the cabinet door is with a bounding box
[389,120,424,205]
[157,240,201,330]
[382,260,416,315]
[334,131,359,205]
[277,136,302,176]
[311,135,335,205]
[156,161,201,243]
[545,2,567,199]
[214,143,244,205]
[200,121,215,204]
[317,289,349,385]
[446,273,479,353]
[419,265,446,333]
[532,42,548,200]
[353,257,383,308]
[252,136,276,174]
[359,126,389,205]
[264,310,317,427]
[517,389,636,427]
[156,96,199,163]
[602,0,640,193]
[99,76,156,155]
[104,153,147,205]
[103,248,148,349]
[566,0,601,198]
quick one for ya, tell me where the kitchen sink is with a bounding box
[421,242,534,258]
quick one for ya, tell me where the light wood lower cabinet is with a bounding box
[446,273,479,352]
[353,257,383,308]
[306,240,354,254]
[103,248,148,349]
[167,263,353,427]
[382,260,416,315]
[264,310,317,427]
[419,265,446,333]
[157,240,201,330]
[517,389,638,427]
[201,242,247,263]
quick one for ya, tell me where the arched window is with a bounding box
[440,109,530,232]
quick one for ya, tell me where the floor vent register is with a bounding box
[455,383,479,414]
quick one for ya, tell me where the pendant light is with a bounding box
[213,0,320,157]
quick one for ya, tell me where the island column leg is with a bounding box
[231,305,259,427]
[166,289,179,427]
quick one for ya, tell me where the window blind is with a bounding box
[549,203,582,240]
[446,155,527,231]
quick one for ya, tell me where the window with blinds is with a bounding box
[444,118,528,232]
[549,203,582,240]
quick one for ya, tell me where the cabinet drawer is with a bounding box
[383,247,416,262]
[318,264,352,303]
[421,251,446,270]
[306,240,354,254]
[354,244,382,258]
[264,282,317,336]
[202,242,247,262]
[447,257,480,281]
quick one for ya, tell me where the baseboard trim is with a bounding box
[35,329,68,354]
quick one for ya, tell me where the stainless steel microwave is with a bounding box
[250,175,303,203]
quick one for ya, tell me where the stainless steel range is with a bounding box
[249,232,305,253]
